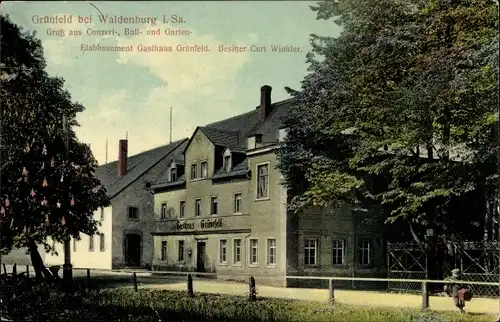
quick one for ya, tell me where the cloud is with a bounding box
[81,26,252,163]
[115,26,249,95]
[74,90,129,163]
[38,18,252,164]
[41,13,95,67]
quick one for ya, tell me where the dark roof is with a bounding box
[200,127,240,149]
[151,96,295,190]
[201,97,295,150]
[212,158,249,180]
[95,138,188,198]
[247,98,294,144]
[150,142,189,190]
[150,174,186,190]
[222,146,246,154]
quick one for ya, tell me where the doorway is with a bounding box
[196,241,206,274]
[125,234,141,267]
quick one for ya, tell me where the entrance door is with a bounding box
[196,241,206,273]
[125,234,141,267]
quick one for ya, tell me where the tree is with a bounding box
[278,0,498,243]
[0,14,110,278]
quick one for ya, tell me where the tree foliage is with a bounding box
[0,15,110,263]
[278,0,499,241]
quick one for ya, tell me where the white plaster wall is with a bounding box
[45,206,113,269]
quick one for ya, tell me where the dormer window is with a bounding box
[224,155,231,172]
[170,162,177,182]
[223,148,232,172]
[171,167,177,182]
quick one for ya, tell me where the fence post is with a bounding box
[249,276,257,301]
[329,279,335,305]
[133,272,138,292]
[187,274,194,297]
[2,264,6,275]
[421,281,429,310]
[86,269,91,290]
[12,264,16,276]
[26,265,29,278]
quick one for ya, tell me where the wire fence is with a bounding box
[387,241,500,298]
[463,273,500,299]
[387,270,427,293]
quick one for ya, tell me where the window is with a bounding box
[233,239,242,264]
[195,199,201,216]
[161,241,167,261]
[89,234,95,252]
[219,239,228,264]
[224,155,231,172]
[160,203,167,220]
[128,206,138,220]
[201,161,208,178]
[178,240,185,262]
[359,240,372,265]
[304,239,318,265]
[256,164,269,199]
[190,164,197,180]
[233,193,242,213]
[179,201,186,218]
[100,207,104,221]
[73,238,77,252]
[267,238,277,266]
[332,239,345,265]
[210,197,218,215]
[249,239,259,265]
[100,233,105,252]
[170,167,177,182]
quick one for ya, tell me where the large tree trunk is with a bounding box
[27,240,53,280]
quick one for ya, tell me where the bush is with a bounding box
[0,276,494,322]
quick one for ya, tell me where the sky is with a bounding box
[2,1,341,165]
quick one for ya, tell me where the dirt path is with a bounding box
[143,280,500,315]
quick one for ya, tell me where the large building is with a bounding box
[150,86,386,287]
[45,138,188,269]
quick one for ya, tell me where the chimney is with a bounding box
[260,85,272,119]
[118,139,128,177]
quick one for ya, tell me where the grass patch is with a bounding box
[0,277,495,321]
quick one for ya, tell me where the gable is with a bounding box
[184,127,215,159]
[222,147,232,157]
[183,127,212,154]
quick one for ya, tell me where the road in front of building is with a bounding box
[138,278,499,315]
[93,269,500,316]
[2,265,499,315]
